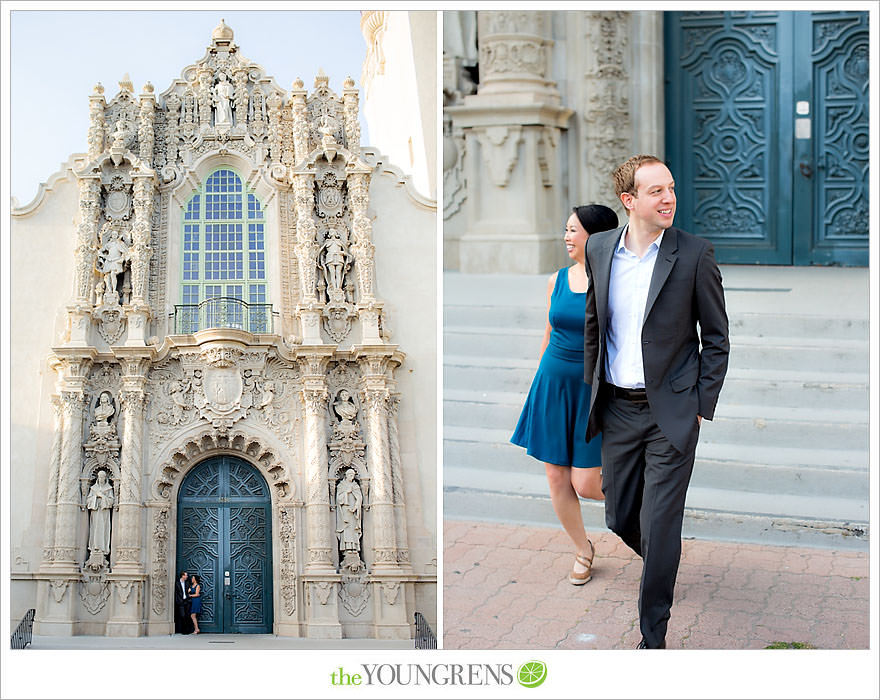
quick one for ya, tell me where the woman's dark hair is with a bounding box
[572,204,619,235]
[190,574,200,585]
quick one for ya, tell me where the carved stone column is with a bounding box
[299,353,342,638]
[290,78,309,162]
[347,171,383,344]
[39,395,64,570]
[446,10,573,274]
[388,394,411,566]
[197,68,212,134]
[34,352,93,635]
[361,384,395,567]
[106,352,149,636]
[69,177,102,343]
[267,89,284,166]
[87,84,106,162]
[293,172,322,343]
[138,83,156,166]
[126,176,155,344]
[342,76,361,156]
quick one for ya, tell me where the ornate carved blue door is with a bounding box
[177,456,273,634]
[665,11,868,266]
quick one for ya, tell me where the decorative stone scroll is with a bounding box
[153,430,292,502]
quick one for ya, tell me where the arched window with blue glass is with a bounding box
[176,168,271,334]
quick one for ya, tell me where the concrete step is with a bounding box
[444,395,868,451]
[443,467,869,551]
[444,305,869,340]
[444,425,869,472]
[444,356,869,407]
[444,326,869,373]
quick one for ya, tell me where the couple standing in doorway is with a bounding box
[174,570,204,635]
[512,155,730,649]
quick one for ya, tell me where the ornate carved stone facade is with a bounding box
[25,20,430,640]
[443,10,665,273]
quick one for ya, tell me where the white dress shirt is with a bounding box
[605,227,664,388]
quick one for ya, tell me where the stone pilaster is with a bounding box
[39,395,64,570]
[71,167,102,344]
[87,84,106,162]
[138,83,156,166]
[388,394,411,566]
[290,78,309,162]
[446,10,573,274]
[342,76,361,156]
[347,171,384,344]
[299,352,343,638]
[126,176,155,345]
[197,68,212,134]
[293,172,322,343]
[106,352,150,635]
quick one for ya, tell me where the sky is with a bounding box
[7,8,369,206]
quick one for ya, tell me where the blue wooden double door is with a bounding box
[665,11,868,265]
[177,456,273,634]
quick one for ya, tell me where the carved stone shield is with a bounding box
[203,366,243,414]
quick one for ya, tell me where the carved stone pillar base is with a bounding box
[303,577,343,638]
[370,576,410,640]
[298,306,323,344]
[66,306,93,347]
[123,307,150,346]
[275,621,304,637]
[32,576,80,635]
[105,574,146,637]
[447,102,573,275]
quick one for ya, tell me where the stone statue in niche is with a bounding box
[333,388,359,436]
[335,468,363,553]
[88,391,118,441]
[97,230,129,300]
[213,72,234,126]
[319,228,351,302]
[86,470,114,563]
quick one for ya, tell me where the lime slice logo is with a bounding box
[517,660,547,688]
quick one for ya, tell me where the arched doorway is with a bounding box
[177,456,273,633]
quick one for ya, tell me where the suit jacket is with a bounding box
[174,578,188,615]
[584,225,729,454]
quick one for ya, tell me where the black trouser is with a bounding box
[599,393,698,648]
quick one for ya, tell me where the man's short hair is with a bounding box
[613,154,664,198]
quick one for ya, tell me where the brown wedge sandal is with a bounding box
[568,540,594,585]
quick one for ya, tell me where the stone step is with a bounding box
[444,356,869,407]
[443,326,869,373]
[443,424,869,473]
[443,396,868,451]
[444,305,869,340]
[443,467,869,551]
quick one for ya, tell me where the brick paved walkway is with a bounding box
[443,520,869,650]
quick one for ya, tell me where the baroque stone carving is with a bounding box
[50,579,69,604]
[278,506,297,615]
[80,569,111,615]
[335,468,363,554]
[85,470,115,567]
[339,552,370,616]
[153,430,291,502]
[150,507,169,615]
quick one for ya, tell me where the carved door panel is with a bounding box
[177,456,273,634]
[792,12,869,265]
[665,11,868,266]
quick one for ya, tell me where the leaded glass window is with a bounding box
[179,169,268,332]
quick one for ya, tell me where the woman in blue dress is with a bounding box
[511,204,619,585]
[188,574,202,634]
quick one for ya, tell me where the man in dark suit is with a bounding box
[584,154,729,649]
[174,570,191,634]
